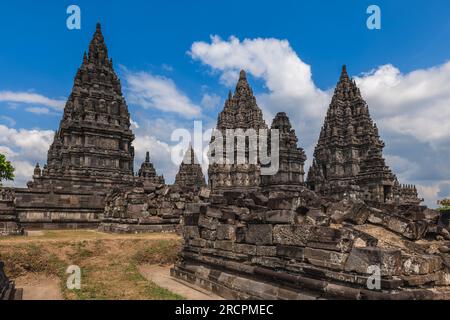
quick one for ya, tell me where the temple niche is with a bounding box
[307,66,421,205]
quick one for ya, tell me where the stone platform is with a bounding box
[171,262,449,300]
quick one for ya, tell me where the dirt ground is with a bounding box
[139,265,223,300]
[0,230,215,300]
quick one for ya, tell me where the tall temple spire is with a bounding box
[209,69,268,192]
[307,65,420,205]
[29,23,136,192]
[234,69,254,100]
[87,22,110,67]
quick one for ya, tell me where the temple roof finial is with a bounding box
[145,151,150,163]
[239,69,247,80]
[340,65,349,80]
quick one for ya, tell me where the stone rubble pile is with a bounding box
[99,184,203,234]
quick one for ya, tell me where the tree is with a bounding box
[0,153,14,184]
[437,199,450,211]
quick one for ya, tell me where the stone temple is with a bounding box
[172,67,450,300]
[307,66,421,205]
[0,23,156,230]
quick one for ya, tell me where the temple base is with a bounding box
[172,260,450,300]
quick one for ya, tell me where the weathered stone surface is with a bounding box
[345,247,402,276]
[245,224,273,245]
[402,254,443,275]
[304,247,348,271]
[273,225,313,246]
[216,224,236,241]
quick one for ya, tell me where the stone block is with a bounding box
[256,246,277,257]
[402,254,443,275]
[245,224,273,245]
[183,226,200,240]
[233,243,257,255]
[304,247,348,271]
[344,247,402,276]
[198,215,218,230]
[200,229,217,241]
[184,212,200,226]
[215,240,234,251]
[265,210,295,224]
[216,224,236,241]
[185,203,203,214]
[273,225,313,246]
[276,245,305,260]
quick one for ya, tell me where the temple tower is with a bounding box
[28,23,136,192]
[137,151,165,185]
[174,147,206,193]
[307,66,420,204]
[261,112,307,190]
[208,70,268,192]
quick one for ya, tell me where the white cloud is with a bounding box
[201,93,221,109]
[190,35,329,119]
[355,62,450,143]
[0,91,65,110]
[0,125,54,187]
[124,70,201,118]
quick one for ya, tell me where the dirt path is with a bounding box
[139,265,223,300]
[15,274,63,300]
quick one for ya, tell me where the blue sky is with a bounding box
[0,1,449,206]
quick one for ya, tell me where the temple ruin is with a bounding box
[99,148,207,234]
[172,67,450,300]
[0,23,448,300]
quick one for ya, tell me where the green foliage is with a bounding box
[0,153,14,183]
[437,199,450,211]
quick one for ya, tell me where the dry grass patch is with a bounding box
[0,230,183,300]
